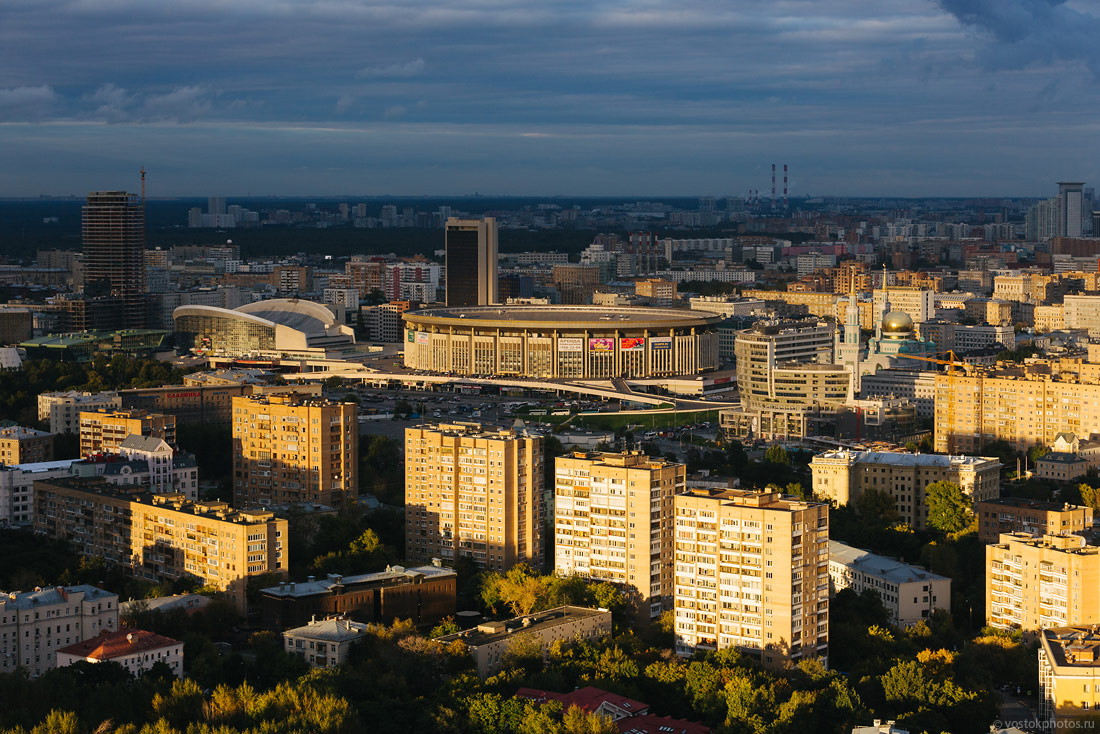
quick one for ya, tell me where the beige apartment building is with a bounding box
[33,478,287,613]
[79,409,176,456]
[232,394,358,509]
[810,450,1001,530]
[1039,626,1100,728]
[405,423,544,571]
[0,426,53,465]
[554,451,685,620]
[934,361,1100,453]
[986,532,1100,631]
[976,498,1093,544]
[0,584,118,677]
[673,488,829,668]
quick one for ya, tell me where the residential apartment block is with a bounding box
[828,541,950,626]
[986,533,1100,631]
[79,409,176,456]
[934,359,1100,453]
[33,479,287,613]
[283,617,369,669]
[38,391,122,434]
[0,426,53,465]
[554,451,685,620]
[259,562,457,630]
[673,488,829,668]
[0,584,118,677]
[405,423,544,571]
[56,629,183,678]
[810,450,1001,530]
[435,606,611,677]
[232,394,358,509]
[976,498,1093,544]
[1039,626,1100,728]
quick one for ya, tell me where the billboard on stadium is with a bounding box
[650,337,673,351]
[620,337,645,351]
[407,330,416,343]
[557,337,584,352]
[415,331,431,345]
[588,337,614,352]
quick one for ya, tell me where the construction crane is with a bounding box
[894,351,973,455]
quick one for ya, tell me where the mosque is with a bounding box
[835,280,937,396]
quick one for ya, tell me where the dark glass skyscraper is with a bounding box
[82,191,147,329]
[445,218,497,307]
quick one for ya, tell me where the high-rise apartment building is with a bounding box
[554,451,685,620]
[445,218,498,307]
[934,359,1100,453]
[986,532,1100,631]
[33,478,287,613]
[976,498,1094,544]
[79,409,176,457]
[0,585,118,677]
[232,394,358,510]
[405,423,544,571]
[82,191,146,329]
[673,488,829,668]
[811,450,1000,531]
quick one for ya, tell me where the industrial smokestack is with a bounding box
[784,164,788,208]
[771,164,776,208]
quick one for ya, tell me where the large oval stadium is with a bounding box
[402,305,720,378]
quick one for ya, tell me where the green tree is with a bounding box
[1079,483,1100,511]
[925,481,974,534]
[764,444,790,466]
[855,488,900,528]
[1027,444,1050,463]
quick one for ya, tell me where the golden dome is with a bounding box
[881,310,914,336]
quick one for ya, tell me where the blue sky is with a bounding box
[2,0,1099,197]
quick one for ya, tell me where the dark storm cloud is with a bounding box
[938,0,1100,74]
[0,0,1098,195]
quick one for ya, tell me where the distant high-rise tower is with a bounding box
[1058,182,1084,238]
[208,196,227,216]
[81,191,146,328]
[445,218,498,306]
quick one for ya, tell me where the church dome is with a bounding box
[881,310,914,338]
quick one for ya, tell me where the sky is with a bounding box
[2,0,1100,198]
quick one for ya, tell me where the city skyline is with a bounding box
[3,1,1100,197]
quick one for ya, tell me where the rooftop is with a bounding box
[813,450,1000,468]
[436,606,610,647]
[284,617,371,642]
[0,584,117,609]
[679,487,826,511]
[978,497,1087,512]
[1042,626,1100,669]
[118,435,172,453]
[0,426,51,440]
[56,629,180,659]
[404,305,718,329]
[0,458,78,474]
[1037,451,1088,465]
[261,564,456,599]
[829,541,947,585]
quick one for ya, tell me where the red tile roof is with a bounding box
[56,629,181,660]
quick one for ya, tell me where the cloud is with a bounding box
[0,85,57,120]
[355,58,426,79]
[141,85,212,121]
[85,83,135,121]
[937,0,1100,75]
